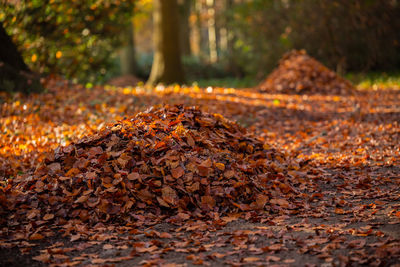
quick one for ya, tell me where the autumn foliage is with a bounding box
[258,50,355,95]
[1,105,305,230]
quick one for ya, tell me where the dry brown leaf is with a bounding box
[171,166,185,179]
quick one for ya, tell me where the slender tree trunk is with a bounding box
[206,0,218,63]
[147,0,185,86]
[191,0,204,58]
[225,0,241,77]
[219,28,228,52]
[319,1,343,72]
[178,0,192,56]
[0,22,42,93]
[219,0,230,55]
[120,20,137,76]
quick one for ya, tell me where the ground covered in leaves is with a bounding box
[0,76,400,266]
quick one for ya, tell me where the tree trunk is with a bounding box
[191,0,204,58]
[178,0,192,56]
[0,22,42,93]
[206,0,218,63]
[147,0,185,86]
[225,0,242,77]
[120,20,137,76]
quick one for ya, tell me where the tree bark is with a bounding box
[225,0,242,77]
[178,0,192,56]
[0,22,42,93]
[120,20,137,76]
[191,0,204,58]
[146,0,185,86]
[206,0,218,63]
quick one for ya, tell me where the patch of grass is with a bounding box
[191,72,400,90]
[346,72,400,90]
[189,77,257,88]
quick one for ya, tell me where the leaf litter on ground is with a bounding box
[1,73,400,266]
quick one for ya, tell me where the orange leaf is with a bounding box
[70,234,81,242]
[43,213,54,220]
[270,198,289,207]
[171,166,185,179]
[215,162,225,171]
[65,168,80,177]
[103,244,113,250]
[224,170,235,178]
[255,194,269,209]
[75,195,89,203]
[48,162,61,173]
[159,232,173,238]
[200,158,212,168]
[335,208,346,214]
[201,195,216,209]
[243,257,261,263]
[161,186,178,205]
[127,172,140,180]
[32,253,50,262]
[154,141,166,150]
[29,233,44,240]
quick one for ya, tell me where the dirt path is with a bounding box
[2,192,399,266]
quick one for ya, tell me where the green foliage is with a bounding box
[190,77,257,89]
[346,72,400,89]
[0,0,135,84]
[226,0,289,78]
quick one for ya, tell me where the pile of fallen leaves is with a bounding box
[258,50,355,95]
[106,74,142,87]
[2,105,302,229]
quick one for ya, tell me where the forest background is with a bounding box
[1,0,400,90]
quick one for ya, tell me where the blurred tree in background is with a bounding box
[146,0,185,86]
